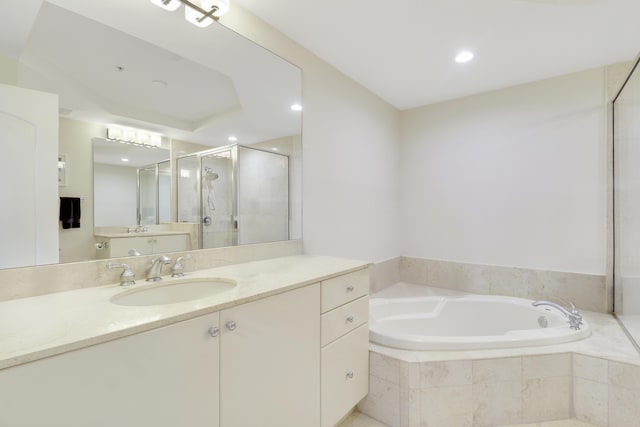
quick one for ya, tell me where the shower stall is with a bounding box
[176,145,289,249]
[614,55,640,347]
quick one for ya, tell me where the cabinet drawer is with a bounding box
[321,324,369,427]
[321,296,368,347]
[321,268,369,313]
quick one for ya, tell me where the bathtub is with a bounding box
[369,285,591,350]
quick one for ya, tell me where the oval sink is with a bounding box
[111,279,237,306]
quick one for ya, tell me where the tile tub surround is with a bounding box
[399,257,608,313]
[370,257,401,294]
[0,239,303,302]
[358,284,640,427]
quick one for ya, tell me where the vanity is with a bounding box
[0,255,370,427]
[94,231,191,258]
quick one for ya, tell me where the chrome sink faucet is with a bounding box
[171,254,192,278]
[146,256,172,282]
[532,300,583,330]
[106,262,136,286]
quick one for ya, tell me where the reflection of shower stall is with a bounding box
[176,145,289,249]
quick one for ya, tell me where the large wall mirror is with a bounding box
[0,0,302,268]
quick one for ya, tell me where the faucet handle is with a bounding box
[172,254,192,278]
[106,262,136,286]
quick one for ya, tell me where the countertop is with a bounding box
[0,255,369,371]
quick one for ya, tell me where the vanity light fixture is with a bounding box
[455,51,474,63]
[150,0,230,27]
[107,126,163,148]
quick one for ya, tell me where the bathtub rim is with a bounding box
[369,292,591,351]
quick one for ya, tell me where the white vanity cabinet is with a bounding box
[0,264,370,427]
[220,283,321,427]
[320,268,370,427]
[0,312,221,427]
[96,232,189,258]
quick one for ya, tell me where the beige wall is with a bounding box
[58,117,103,263]
[400,68,608,275]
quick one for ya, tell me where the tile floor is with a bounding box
[338,411,598,427]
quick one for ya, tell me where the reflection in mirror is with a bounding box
[93,138,170,227]
[0,0,302,269]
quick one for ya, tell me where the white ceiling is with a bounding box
[234,0,640,110]
[1,0,302,147]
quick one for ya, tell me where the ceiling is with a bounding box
[1,0,302,147]
[234,0,640,110]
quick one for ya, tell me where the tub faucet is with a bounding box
[532,300,583,330]
[146,256,172,282]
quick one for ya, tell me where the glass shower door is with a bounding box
[138,165,157,225]
[614,58,640,346]
[201,149,236,249]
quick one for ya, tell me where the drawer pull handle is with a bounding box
[226,321,237,331]
[346,371,354,379]
[208,326,220,337]
[346,315,355,323]
[346,285,355,292]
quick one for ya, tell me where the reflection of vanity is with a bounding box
[95,231,190,258]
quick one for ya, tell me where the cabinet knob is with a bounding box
[225,321,237,331]
[346,315,355,323]
[208,326,220,337]
[346,285,355,292]
[346,371,354,379]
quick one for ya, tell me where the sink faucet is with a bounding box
[532,300,583,330]
[106,262,136,286]
[146,256,172,282]
[171,254,192,278]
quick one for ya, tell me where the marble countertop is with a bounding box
[0,255,369,371]
[94,231,190,238]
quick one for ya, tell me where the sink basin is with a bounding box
[111,279,237,306]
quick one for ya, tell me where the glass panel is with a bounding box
[158,160,171,224]
[201,149,235,249]
[177,155,201,225]
[238,147,289,245]
[614,59,640,345]
[138,165,157,225]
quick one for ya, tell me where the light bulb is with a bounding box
[209,0,230,17]
[150,0,181,11]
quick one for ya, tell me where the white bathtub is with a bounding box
[369,286,591,350]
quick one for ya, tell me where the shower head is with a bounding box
[203,167,219,181]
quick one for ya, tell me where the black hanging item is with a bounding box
[59,197,81,229]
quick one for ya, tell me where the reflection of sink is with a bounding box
[111,279,236,306]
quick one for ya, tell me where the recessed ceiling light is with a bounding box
[121,158,129,162]
[455,51,474,63]
[290,104,303,111]
[228,135,238,142]
[271,147,279,151]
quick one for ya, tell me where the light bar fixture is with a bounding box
[150,0,230,27]
[107,126,163,148]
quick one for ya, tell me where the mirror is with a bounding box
[0,0,302,268]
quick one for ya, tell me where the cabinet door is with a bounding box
[220,284,320,427]
[0,313,220,427]
[108,236,153,257]
[153,234,189,253]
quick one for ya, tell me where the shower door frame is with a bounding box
[612,53,640,351]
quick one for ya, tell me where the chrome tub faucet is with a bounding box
[532,300,583,330]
